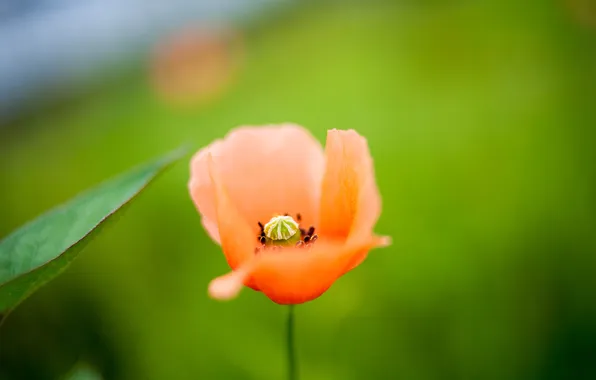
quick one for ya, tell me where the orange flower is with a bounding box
[189,124,390,304]
[151,26,243,107]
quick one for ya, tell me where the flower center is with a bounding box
[256,213,318,253]
[264,215,299,241]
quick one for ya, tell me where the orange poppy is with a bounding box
[189,124,390,304]
[151,26,243,107]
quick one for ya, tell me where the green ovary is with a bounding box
[263,215,301,247]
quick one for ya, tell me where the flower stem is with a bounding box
[287,305,298,380]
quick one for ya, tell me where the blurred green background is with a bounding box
[2,0,596,379]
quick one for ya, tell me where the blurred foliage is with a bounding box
[63,363,103,380]
[1,0,596,379]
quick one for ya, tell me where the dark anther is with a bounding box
[300,228,306,237]
[259,236,266,244]
[284,212,289,216]
[296,213,302,222]
[310,235,318,243]
[307,226,315,236]
[304,236,311,243]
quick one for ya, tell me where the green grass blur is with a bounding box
[1,1,596,379]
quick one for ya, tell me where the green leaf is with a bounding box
[0,147,186,316]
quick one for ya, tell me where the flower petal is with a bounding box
[250,243,350,304]
[189,124,325,241]
[255,237,389,304]
[208,265,251,300]
[189,140,224,243]
[206,154,256,269]
[207,237,386,304]
[318,129,382,244]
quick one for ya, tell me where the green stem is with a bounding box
[287,305,298,380]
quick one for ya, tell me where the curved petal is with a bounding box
[189,140,224,243]
[318,129,382,245]
[207,154,256,270]
[208,237,387,304]
[250,242,360,304]
[189,124,325,241]
[208,265,252,300]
